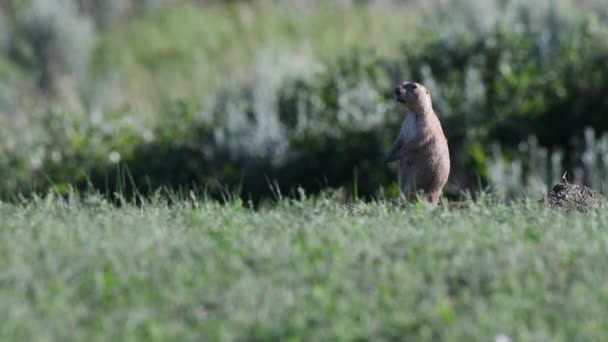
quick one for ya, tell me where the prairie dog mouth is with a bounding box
[395,93,407,104]
[394,86,407,103]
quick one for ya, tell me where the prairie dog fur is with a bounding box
[384,81,450,205]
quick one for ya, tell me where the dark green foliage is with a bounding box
[129,20,608,201]
[406,20,608,186]
[417,23,607,146]
[82,53,400,202]
[3,3,608,201]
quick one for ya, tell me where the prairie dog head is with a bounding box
[394,81,432,113]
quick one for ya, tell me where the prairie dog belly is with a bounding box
[400,113,417,145]
[398,157,413,197]
[398,139,449,199]
[397,113,418,198]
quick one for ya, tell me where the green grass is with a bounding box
[91,3,419,117]
[2,194,608,340]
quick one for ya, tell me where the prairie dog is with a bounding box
[384,81,450,205]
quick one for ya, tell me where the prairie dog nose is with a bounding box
[394,86,403,96]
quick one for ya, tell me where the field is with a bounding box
[2,193,608,341]
[2,1,608,340]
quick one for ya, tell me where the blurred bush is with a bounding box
[1,0,608,201]
[409,0,608,195]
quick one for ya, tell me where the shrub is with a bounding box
[2,0,608,202]
[76,13,608,202]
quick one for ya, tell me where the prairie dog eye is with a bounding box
[411,84,418,89]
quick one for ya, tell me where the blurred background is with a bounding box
[1,0,607,202]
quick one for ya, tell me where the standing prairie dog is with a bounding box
[384,81,450,205]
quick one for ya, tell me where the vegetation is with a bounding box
[2,193,608,340]
[3,2,608,339]
[1,0,608,201]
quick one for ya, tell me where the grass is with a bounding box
[2,193,608,340]
[91,3,419,117]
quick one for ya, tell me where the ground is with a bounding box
[1,193,608,341]
[543,181,602,212]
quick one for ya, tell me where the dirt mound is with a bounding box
[543,178,602,212]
